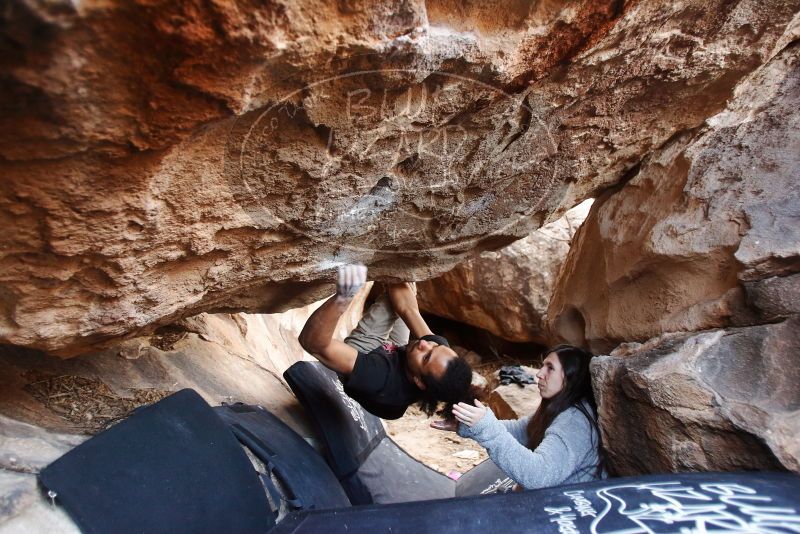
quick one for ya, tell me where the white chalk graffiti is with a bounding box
[224,68,558,257]
[332,378,368,433]
[589,481,800,534]
[481,477,515,495]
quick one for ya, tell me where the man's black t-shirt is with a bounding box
[342,344,422,420]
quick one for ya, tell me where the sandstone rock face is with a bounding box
[418,200,591,343]
[2,1,797,355]
[592,317,799,475]
[549,41,800,476]
[0,316,304,438]
[491,385,541,420]
[549,42,800,352]
[0,285,367,436]
[0,418,84,532]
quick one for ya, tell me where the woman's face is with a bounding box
[536,352,566,399]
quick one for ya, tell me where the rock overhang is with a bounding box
[1,0,798,355]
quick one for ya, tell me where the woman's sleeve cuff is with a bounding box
[469,407,497,437]
[457,421,473,438]
[457,408,499,439]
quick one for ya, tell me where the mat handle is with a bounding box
[230,424,306,510]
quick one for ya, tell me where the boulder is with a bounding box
[418,201,592,343]
[489,365,541,419]
[549,42,800,352]
[743,273,800,323]
[592,316,800,475]
[1,1,797,355]
[490,384,542,420]
[0,285,367,445]
[471,371,488,389]
[452,346,483,368]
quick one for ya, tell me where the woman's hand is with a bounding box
[430,419,458,432]
[452,400,488,428]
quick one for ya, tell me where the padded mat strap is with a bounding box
[230,424,304,511]
[214,404,350,511]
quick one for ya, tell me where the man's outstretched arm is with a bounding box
[298,265,367,374]
[298,295,359,374]
[298,265,365,374]
[387,282,433,339]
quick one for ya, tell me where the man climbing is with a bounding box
[298,264,473,420]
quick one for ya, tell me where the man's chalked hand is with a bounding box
[335,264,367,302]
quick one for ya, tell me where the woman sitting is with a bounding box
[436,345,605,490]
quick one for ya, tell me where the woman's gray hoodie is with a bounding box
[458,402,603,490]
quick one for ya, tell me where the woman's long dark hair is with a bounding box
[526,344,605,477]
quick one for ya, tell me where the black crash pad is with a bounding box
[214,403,351,512]
[284,361,514,505]
[39,389,273,534]
[270,471,800,534]
[283,361,386,478]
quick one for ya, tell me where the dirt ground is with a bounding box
[384,405,487,476]
[23,373,172,434]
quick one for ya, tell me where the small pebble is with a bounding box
[452,449,480,460]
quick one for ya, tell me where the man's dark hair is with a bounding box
[417,356,474,417]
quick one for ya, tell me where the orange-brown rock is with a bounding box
[2,1,797,355]
[418,201,591,343]
[0,285,367,436]
[592,317,799,474]
[549,42,800,352]
[491,384,541,420]
[486,391,517,421]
